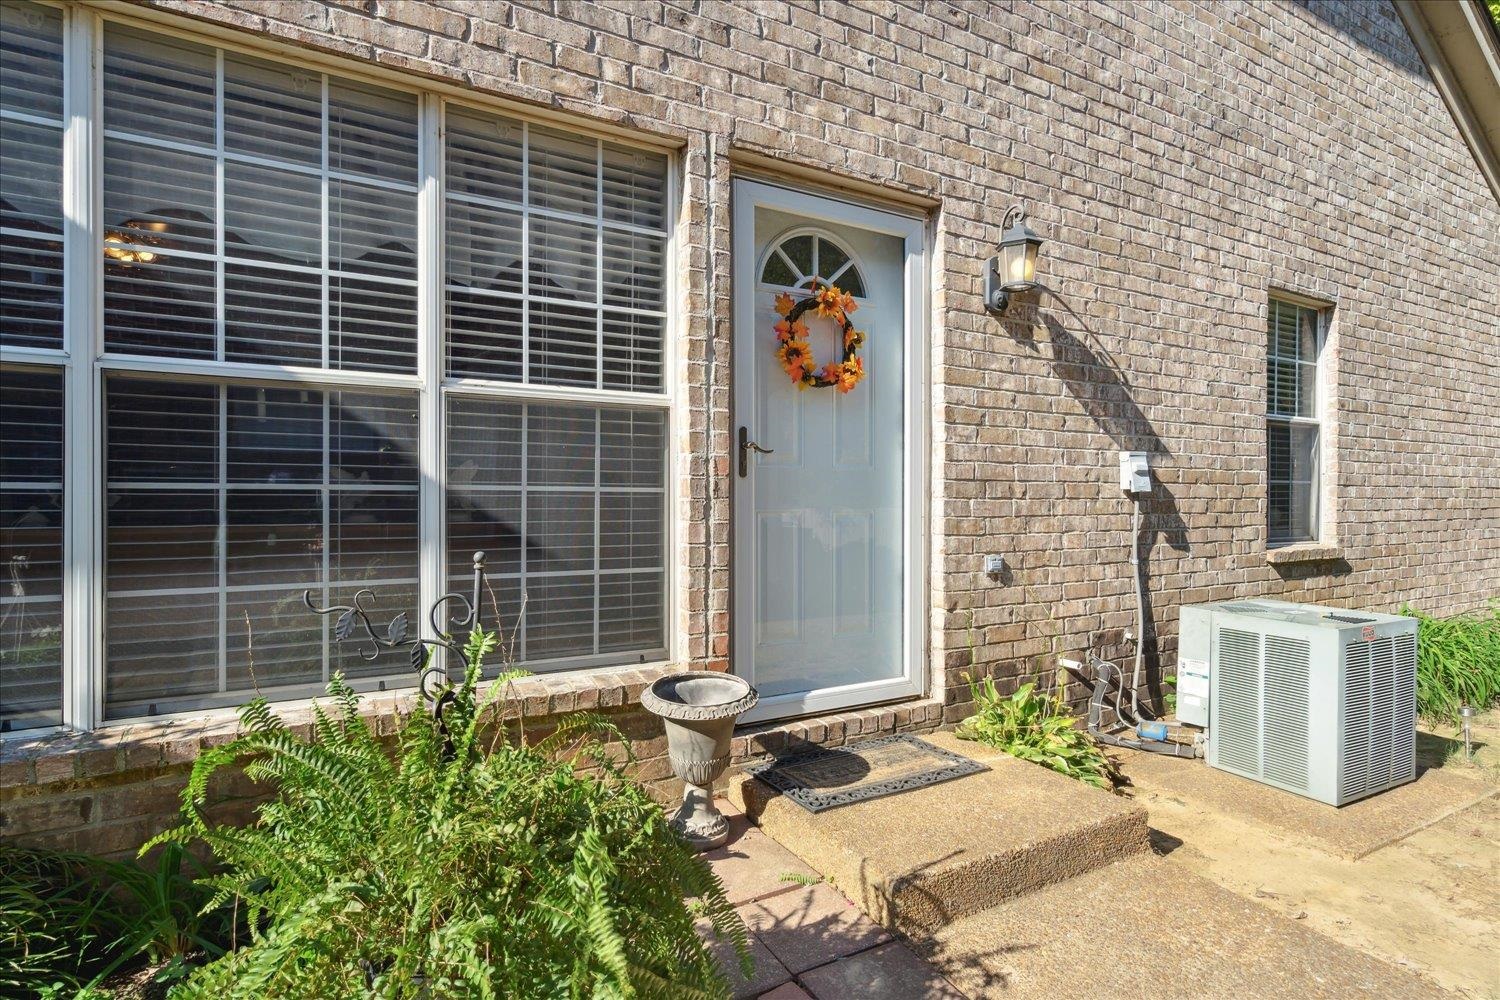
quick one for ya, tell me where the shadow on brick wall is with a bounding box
[1017,290,1192,713]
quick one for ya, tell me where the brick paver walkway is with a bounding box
[699,799,964,999]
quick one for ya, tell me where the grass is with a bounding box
[0,843,228,995]
[1401,601,1500,724]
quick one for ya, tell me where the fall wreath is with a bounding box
[772,283,866,393]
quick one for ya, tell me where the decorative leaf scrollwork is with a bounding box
[302,552,491,748]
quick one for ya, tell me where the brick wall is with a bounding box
[3,0,1496,853]
[0,664,941,857]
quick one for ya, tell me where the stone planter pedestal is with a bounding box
[641,671,758,851]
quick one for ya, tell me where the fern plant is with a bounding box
[955,672,1122,791]
[152,627,749,998]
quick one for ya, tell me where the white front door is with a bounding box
[731,180,926,724]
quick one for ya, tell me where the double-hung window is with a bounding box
[1265,297,1325,545]
[1,1,66,731]
[0,4,671,732]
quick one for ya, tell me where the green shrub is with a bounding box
[0,842,225,994]
[955,673,1121,791]
[1401,601,1500,724]
[154,628,749,999]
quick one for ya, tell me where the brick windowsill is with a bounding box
[1,662,686,793]
[1265,542,1345,565]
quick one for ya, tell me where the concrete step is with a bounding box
[728,731,1150,937]
[916,854,1449,1000]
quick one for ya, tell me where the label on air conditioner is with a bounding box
[1177,658,1209,699]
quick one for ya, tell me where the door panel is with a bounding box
[731,181,925,722]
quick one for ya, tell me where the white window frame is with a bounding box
[1,3,678,734]
[1265,292,1330,547]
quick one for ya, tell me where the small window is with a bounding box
[759,231,866,297]
[1266,297,1325,545]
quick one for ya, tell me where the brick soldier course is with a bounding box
[1,0,1495,856]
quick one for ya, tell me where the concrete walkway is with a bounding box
[717,732,1457,999]
[701,799,964,999]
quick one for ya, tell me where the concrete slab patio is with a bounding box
[920,854,1450,1000]
[1119,742,1499,858]
[720,730,1467,999]
[1123,740,1500,997]
[729,731,1150,936]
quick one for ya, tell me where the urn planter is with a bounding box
[641,671,758,851]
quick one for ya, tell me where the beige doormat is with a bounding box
[744,734,987,813]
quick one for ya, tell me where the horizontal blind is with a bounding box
[0,0,65,352]
[1266,298,1321,543]
[103,375,420,717]
[446,397,666,667]
[443,104,670,391]
[0,369,65,731]
[100,24,421,373]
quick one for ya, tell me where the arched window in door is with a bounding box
[758,229,867,297]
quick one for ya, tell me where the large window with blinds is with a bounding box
[0,5,672,731]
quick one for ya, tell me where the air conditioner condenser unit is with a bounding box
[1179,600,1418,806]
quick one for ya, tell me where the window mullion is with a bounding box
[416,93,445,665]
[60,4,102,731]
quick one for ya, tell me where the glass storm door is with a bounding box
[731,180,926,724]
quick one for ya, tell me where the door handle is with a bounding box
[738,426,774,478]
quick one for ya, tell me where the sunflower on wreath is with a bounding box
[771,283,866,394]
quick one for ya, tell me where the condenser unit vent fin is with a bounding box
[1368,636,1397,788]
[1215,627,1261,775]
[1262,634,1310,789]
[1392,633,1417,782]
[1342,641,1372,800]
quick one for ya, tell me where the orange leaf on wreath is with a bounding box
[834,359,864,394]
[773,292,795,317]
[840,293,858,314]
[774,320,792,341]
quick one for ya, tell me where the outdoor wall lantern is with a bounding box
[985,204,1043,315]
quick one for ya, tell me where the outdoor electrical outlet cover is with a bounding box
[1119,451,1150,493]
[984,554,1005,577]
